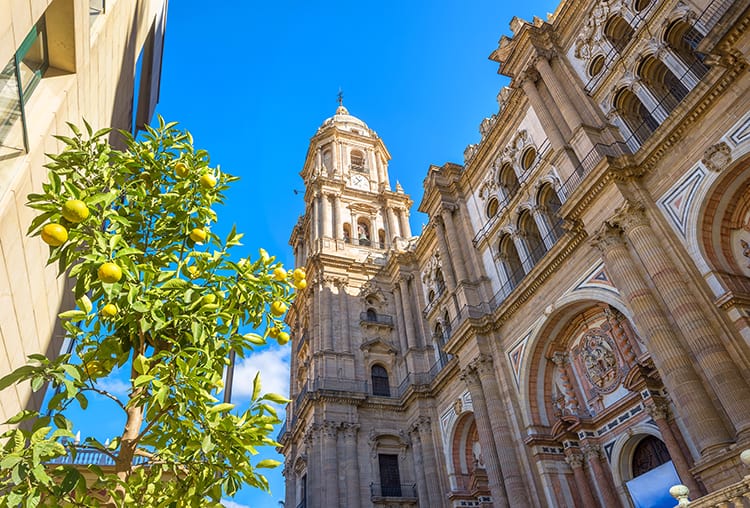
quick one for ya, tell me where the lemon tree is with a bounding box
[0,119,303,507]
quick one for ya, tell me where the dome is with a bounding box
[319,102,371,136]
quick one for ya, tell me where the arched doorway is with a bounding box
[620,434,680,508]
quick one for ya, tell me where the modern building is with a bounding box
[0,0,166,424]
[279,0,750,506]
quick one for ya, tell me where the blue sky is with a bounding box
[67,1,562,506]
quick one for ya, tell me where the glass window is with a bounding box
[378,454,402,496]
[0,18,48,154]
[371,365,390,396]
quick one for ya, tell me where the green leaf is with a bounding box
[133,374,155,387]
[255,459,281,468]
[133,354,149,375]
[0,365,36,390]
[76,295,93,314]
[58,309,87,320]
[252,372,261,401]
[4,410,37,425]
[207,403,234,414]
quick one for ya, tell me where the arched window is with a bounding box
[499,233,524,289]
[322,149,332,172]
[371,365,390,396]
[499,163,520,200]
[428,289,435,303]
[343,223,352,242]
[366,308,377,321]
[434,322,449,366]
[638,55,688,113]
[614,88,660,145]
[435,268,445,293]
[350,150,365,172]
[486,197,499,219]
[518,210,546,264]
[588,55,605,77]
[665,20,708,79]
[538,184,565,241]
[632,436,671,478]
[378,229,386,248]
[633,0,651,12]
[357,219,371,246]
[443,310,452,339]
[521,147,537,171]
[604,15,634,53]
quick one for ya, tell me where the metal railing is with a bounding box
[276,421,287,442]
[370,483,418,498]
[360,311,394,326]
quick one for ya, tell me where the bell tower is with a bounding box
[281,101,426,508]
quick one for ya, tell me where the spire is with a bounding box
[336,88,349,115]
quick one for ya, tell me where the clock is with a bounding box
[350,174,370,190]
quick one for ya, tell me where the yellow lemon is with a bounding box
[190,228,207,243]
[292,268,306,281]
[175,162,189,178]
[273,267,287,281]
[101,304,118,318]
[41,223,68,246]
[270,301,287,317]
[199,174,217,188]
[294,279,307,290]
[277,331,290,345]
[97,262,122,283]
[61,200,89,223]
[268,327,280,339]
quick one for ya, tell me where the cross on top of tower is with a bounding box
[336,88,349,115]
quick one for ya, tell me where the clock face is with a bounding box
[350,174,370,190]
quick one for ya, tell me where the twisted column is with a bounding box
[461,367,509,507]
[605,307,638,367]
[551,352,580,416]
[592,223,732,454]
[613,203,750,438]
[472,355,529,505]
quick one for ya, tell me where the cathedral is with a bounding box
[278,0,750,506]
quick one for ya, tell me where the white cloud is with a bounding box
[230,347,290,403]
[96,377,131,398]
[221,500,250,508]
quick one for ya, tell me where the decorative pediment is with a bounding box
[360,337,398,355]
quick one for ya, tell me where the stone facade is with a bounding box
[0,0,165,425]
[279,0,750,506]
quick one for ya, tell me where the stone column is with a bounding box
[399,276,417,350]
[337,279,351,353]
[416,417,442,506]
[534,54,584,131]
[387,207,400,240]
[333,194,342,240]
[305,426,321,504]
[512,232,533,273]
[532,206,556,249]
[520,73,566,151]
[401,208,412,238]
[658,46,700,88]
[614,203,750,437]
[605,307,638,367]
[321,278,333,351]
[551,352,580,416]
[323,422,340,507]
[432,219,457,291]
[472,355,529,506]
[631,81,669,123]
[647,402,702,496]
[321,193,332,238]
[393,283,410,354]
[565,452,599,507]
[283,466,294,508]
[310,193,319,241]
[343,424,362,508]
[583,444,620,507]
[460,367,510,507]
[440,207,469,283]
[592,223,732,454]
[410,426,431,508]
